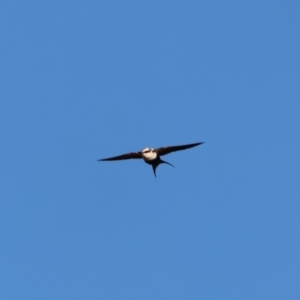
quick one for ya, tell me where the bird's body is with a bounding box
[98,142,204,177]
[140,148,157,161]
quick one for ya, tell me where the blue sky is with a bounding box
[1,1,299,299]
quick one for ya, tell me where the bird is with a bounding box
[98,142,204,177]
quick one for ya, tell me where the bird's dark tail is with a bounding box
[152,164,157,178]
[151,159,175,178]
[160,159,175,168]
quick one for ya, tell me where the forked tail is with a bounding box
[151,159,174,177]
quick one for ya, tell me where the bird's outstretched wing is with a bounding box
[98,151,142,161]
[155,142,204,156]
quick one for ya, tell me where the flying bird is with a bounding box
[98,142,204,177]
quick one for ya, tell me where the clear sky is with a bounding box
[1,1,299,299]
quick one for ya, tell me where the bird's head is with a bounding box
[141,147,153,153]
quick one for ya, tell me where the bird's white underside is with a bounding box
[141,148,157,161]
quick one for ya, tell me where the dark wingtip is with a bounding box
[194,142,204,147]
